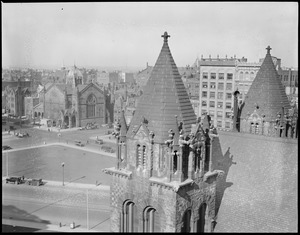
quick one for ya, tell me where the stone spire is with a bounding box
[240,46,291,121]
[127,32,197,143]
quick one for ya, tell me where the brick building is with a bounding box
[236,46,297,139]
[104,32,223,232]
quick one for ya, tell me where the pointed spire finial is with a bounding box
[161,31,170,43]
[266,45,272,54]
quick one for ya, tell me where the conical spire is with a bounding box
[128,32,197,143]
[240,46,291,121]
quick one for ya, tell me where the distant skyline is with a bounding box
[2,2,298,70]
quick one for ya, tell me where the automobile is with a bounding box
[78,127,86,130]
[6,176,22,184]
[17,132,29,138]
[2,145,12,150]
[75,141,85,147]
[95,139,104,145]
[27,178,43,186]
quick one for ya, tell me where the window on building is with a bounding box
[227,73,233,80]
[217,120,222,127]
[218,83,224,90]
[217,111,223,118]
[217,102,223,108]
[203,72,208,79]
[86,94,96,118]
[210,82,216,89]
[202,101,207,107]
[218,73,224,80]
[217,92,223,99]
[209,101,215,108]
[239,72,244,80]
[136,144,141,167]
[202,82,208,88]
[143,207,156,232]
[225,112,231,118]
[209,110,214,117]
[195,84,199,88]
[245,72,249,80]
[226,93,232,99]
[226,83,233,90]
[142,145,146,168]
[225,122,231,128]
[225,103,231,109]
[210,92,215,98]
[122,200,135,232]
[250,72,255,80]
[202,91,207,98]
[211,73,216,79]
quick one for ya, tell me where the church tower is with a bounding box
[104,32,222,232]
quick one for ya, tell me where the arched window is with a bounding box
[121,200,135,232]
[197,203,208,232]
[86,95,96,118]
[239,72,244,80]
[173,151,178,173]
[245,72,250,81]
[143,207,156,232]
[136,144,141,167]
[142,145,146,168]
[250,72,255,80]
[181,209,191,232]
[194,146,201,172]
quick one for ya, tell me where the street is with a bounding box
[2,182,111,232]
[2,125,115,232]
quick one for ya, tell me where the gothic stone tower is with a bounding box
[104,32,222,232]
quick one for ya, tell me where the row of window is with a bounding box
[238,71,255,80]
[202,72,233,80]
[202,108,232,117]
[122,201,155,232]
[202,82,233,90]
[202,91,232,100]
[201,100,232,109]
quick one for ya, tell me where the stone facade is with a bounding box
[104,32,222,233]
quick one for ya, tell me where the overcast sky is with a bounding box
[2,2,298,70]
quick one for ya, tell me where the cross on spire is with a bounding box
[266,45,272,54]
[161,31,170,42]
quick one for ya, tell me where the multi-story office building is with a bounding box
[278,67,298,107]
[198,56,243,130]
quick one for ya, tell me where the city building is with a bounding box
[30,65,109,128]
[278,67,298,107]
[2,79,32,116]
[198,55,243,130]
[104,32,222,232]
[135,63,153,88]
[237,46,297,138]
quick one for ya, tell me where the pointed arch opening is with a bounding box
[181,208,191,232]
[197,203,209,233]
[86,94,96,118]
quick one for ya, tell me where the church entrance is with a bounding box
[181,209,191,232]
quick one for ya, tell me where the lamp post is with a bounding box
[61,162,65,186]
[87,189,89,231]
[6,152,8,177]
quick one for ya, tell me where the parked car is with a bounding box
[27,178,43,186]
[2,145,12,150]
[95,139,104,144]
[6,176,22,184]
[75,141,85,147]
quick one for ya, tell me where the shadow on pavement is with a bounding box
[212,137,237,228]
[2,205,50,232]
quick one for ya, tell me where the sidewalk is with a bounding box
[2,141,116,158]
[2,177,110,191]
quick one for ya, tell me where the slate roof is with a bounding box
[127,32,197,143]
[240,46,291,121]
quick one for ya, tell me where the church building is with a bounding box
[234,46,298,139]
[104,32,223,232]
[33,65,108,128]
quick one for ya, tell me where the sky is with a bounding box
[2,2,298,70]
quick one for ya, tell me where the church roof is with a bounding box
[240,46,291,121]
[127,32,197,143]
